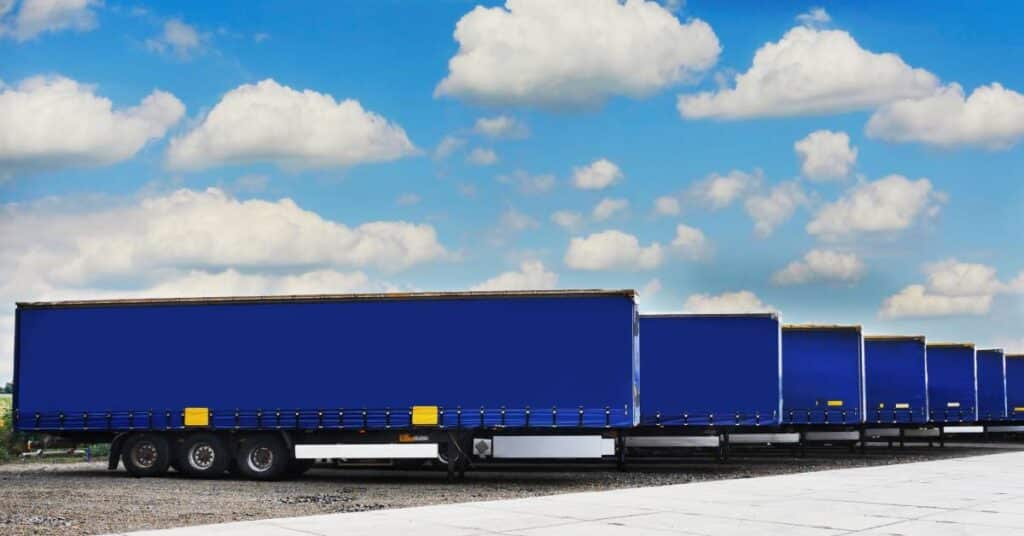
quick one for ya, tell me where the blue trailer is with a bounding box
[1008,355,1024,421]
[635,314,782,428]
[864,336,928,424]
[13,290,639,479]
[926,343,977,423]
[782,325,865,426]
[976,349,1007,422]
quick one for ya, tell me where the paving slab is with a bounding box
[114,451,1024,536]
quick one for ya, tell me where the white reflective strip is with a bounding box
[942,426,984,434]
[294,443,438,460]
[728,433,800,444]
[625,436,719,448]
[492,436,610,459]
[804,431,860,441]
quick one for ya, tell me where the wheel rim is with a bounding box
[248,446,274,473]
[131,441,158,469]
[188,442,216,471]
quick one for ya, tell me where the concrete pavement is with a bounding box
[116,451,1024,535]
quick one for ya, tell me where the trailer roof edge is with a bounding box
[926,342,975,348]
[16,289,637,309]
[640,312,779,320]
[864,335,926,341]
[1007,354,1024,359]
[782,323,861,331]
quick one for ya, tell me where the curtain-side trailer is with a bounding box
[13,290,640,479]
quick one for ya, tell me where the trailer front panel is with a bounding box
[638,314,781,427]
[976,349,1007,421]
[782,325,864,425]
[1007,355,1024,421]
[864,336,928,424]
[926,344,977,423]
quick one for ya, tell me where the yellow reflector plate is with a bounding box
[1015,407,1024,413]
[877,403,885,409]
[411,405,438,426]
[827,400,844,407]
[184,407,209,427]
[895,403,910,409]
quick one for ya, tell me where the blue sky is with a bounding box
[2,0,1023,382]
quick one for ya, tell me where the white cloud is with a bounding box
[0,0,100,41]
[687,169,761,209]
[470,260,557,291]
[166,79,417,171]
[807,175,944,240]
[880,285,992,319]
[0,75,184,173]
[498,170,556,194]
[996,338,1024,354]
[878,259,1022,319]
[744,181,809,237]
[795,130,857,180]
[140,268,371,298]
[683,290,774,314]
[572,158,623,190]
[923,259,1003,297]
[773,249,865,285]
[434,135,465,160]
[671,223,711,260]
[435,0,720,108]
[564,230,663,271]
[145,18,202,59]
[466,147,498,166]
[474,115,529,139]
[0,188,447,287]
[499,208,539,232]
[550,210,583,230]
[677,26,939,119]
[653,196,681,216]
[795,7,830,27]
[640,278,663,300]
[866,83,1024,149]
[592,197,629,221]
[396,193,421,207]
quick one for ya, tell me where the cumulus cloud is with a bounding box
[866,83,1024,149]
[145,18,203,59]
[687,169,761,209]
[573,158,623,190]
[433,135,465,160]
[0,75,184,174]
[0,188,447,286]
[653,196,681,216]
[773,249,865,285]
[0,0,100,41]
[880,285,992,319]
[671,223,711,260]
[878,259,1022,319]
[466,147,498,166]
[499,208,539,232]
[435,0,720,108]
[550,210,583,230]
[795,130,857,180]
[564,230,663,271]
[677,26,939,119]
[683,290,774,314]
[641,278,663,299]
[474,115,529,139]
[166,79,417,171]
[470,260,557,291]
[498,170,556,194]
[592,197,629,221]
[395,193,421,207]
[795,7,831,27]
[744,181,809,237]
[807,175,944,240]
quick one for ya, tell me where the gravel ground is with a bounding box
[0,446,1014,535]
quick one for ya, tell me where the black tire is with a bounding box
[235,434,288,480]
[177,433,230,478]
[286,458,315,477]
[121,433,171,477]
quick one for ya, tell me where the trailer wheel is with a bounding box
[178,434,230,478]
[235,434,288,480]
[121,433,170,477]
